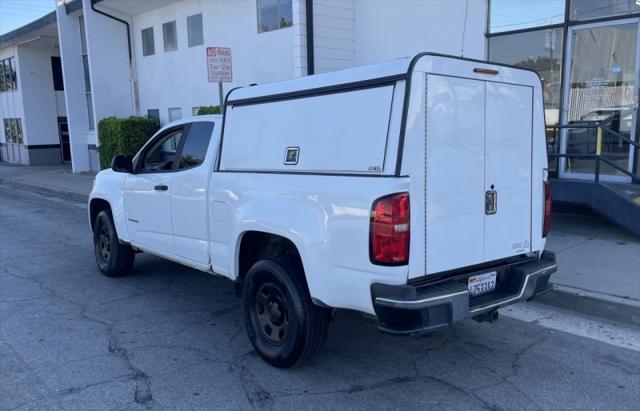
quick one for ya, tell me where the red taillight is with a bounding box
[543,181,552,237]
[370,193,410,265]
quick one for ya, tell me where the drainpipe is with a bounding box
[305,0,314,75]
[89,0,139,115]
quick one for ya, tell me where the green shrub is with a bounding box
[196,105,221,115]
[97,116,159,169]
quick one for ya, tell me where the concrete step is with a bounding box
[550,178,640,236]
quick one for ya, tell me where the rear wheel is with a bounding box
[93,210,134,277]
[242,258,330,368]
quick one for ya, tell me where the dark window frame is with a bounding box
[486,1,640,178]
[147,109,160,125]
[570,0,640,22]
[2,117,23,144]
[257,0,293,33]
[141,26,155,56]
[8,58,16,90]
[0,57,17,92]
[177,121,215,170]
[134,121,216,174]
[168,107,182,122]
[135,125,189,174]
[51,56,64,91]
[0,60,5,92]
[162,20,178,52]
[79,16,94,130]
[187,13,204,47]
[487,2,640,38]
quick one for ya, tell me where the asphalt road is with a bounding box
[1,185,639,410]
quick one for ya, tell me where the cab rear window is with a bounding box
[178,121,214,169]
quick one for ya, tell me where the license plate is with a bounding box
[468,272,497,297]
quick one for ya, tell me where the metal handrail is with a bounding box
[548,122,640,184]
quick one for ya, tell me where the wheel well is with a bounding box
[89,198,111,231]
[237,231,305,285]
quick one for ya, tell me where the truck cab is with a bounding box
[89,53,556,368]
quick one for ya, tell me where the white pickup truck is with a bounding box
[89,53,557,368]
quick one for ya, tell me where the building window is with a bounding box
[489,0,565,33]
[187,13,203,47]
[3,118,23,144]
[257,0,292,33]
[163,21,178,52]
[489,27,564,173]
[0,57,17,92]
[147,109,160,125]
[570,0,640,21]
[79,16,94,130]
[489,28,563,117]
[142,27,155,56]
[51,56,64,91]
[168,107,182,122]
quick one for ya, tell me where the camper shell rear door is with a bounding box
[401,55,545,280]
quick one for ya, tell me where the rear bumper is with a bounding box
[371,252,557,335]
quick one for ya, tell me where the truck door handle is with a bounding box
[154,185,168,191]
[485,190,497,215]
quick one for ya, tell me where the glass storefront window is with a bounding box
[564,22,638,177]
[570,0,640,21]
[489,28,564,171]
[489,0,565,33]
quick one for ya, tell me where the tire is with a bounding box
[93,210,135,277]
[242,258,331,368]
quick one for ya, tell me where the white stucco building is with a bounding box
[0,12,67,165]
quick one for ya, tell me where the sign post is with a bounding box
[207,47,232,114]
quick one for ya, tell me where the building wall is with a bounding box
[292,0,308,77]
[353,0,487,65]
[312,0,355,74]
[54,0,489,172]
[17,46,60,146]
[133,0,298,126]
[83,1,136,171]
[83,3,134,130]
[303,0,487,75]
[56,5,91,172]
[17,45,64,164]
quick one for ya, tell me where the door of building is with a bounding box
[58,121,71,162]
[559,19,639,182]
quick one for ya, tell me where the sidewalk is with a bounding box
[0,163,94,202]
[1,163,638,325]
[539,213,640,326]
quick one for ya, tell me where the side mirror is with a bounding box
[111,155,133,173]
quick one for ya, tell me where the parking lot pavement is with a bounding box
[2,185,639,411]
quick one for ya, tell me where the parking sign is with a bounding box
[207,47,232,83]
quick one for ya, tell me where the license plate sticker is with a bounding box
[468,272,497,297]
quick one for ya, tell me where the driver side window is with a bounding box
[141,129,184,172]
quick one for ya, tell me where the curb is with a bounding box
[0,178,89,203]
[535,284,640,327]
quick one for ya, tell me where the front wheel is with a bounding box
[93,210,134,277]
[242,259,330,368]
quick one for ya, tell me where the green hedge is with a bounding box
[98,116,159,169]
[196,105,221,115]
